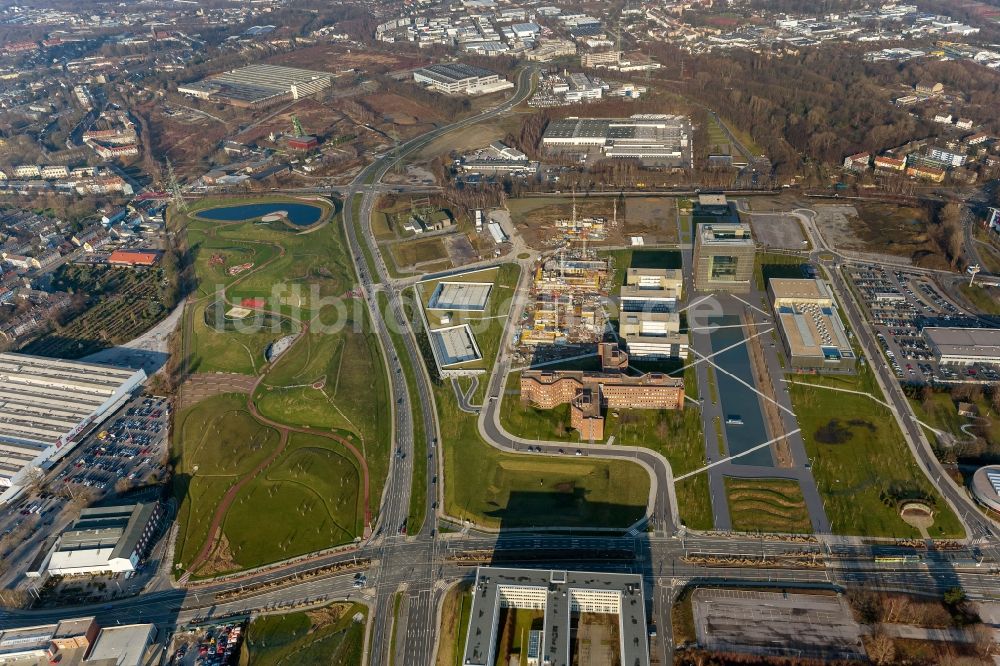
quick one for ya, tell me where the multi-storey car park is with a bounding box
[177,64,333,109]
[0,353,146,504]
[462,566,650,666]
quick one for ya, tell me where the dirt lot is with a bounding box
[812,203,949,269]
[235,98,353,145]
[508,195,678,249]
[749,212,808,250]
[266,45,427,74]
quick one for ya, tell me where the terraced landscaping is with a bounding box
[724,477,812,534]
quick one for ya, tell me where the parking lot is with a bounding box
[847,265,999,384]
[55,395,170,494]
[168,621,244,666]
[691,588,865,661]
[748,213,808,250]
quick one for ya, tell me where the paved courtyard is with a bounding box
[692,588,866,660]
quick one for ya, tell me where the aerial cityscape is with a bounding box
[3,0,1000,664]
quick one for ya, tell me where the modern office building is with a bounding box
[923,327,1000,365]
[462,566,649,666]
[0,354,146,505]
[412,63,513,95]
[619,267,683,312]
[541,115,690,166]
[178,64,332,109]
[0,616,156,666]
[621,311,688,359]
[520,343,683,439]
[29,501,164,577]
[768,278,855,372]
[692,222,755,293]
[972,465,1000,513]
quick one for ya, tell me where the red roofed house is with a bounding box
[108,249,160,267]
[874,155,906,172]
[842,152,870,172]
[241,297,267,308]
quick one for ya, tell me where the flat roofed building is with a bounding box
[972,465,1000,513]
[0,354,145,504]
[84,624,156,666]
[0,616,98,664]
[621,312,688,359]
[463,566,649,666]
[177,64,332,109]
[542,115,690,167]
[521,343,683,439]
[427,281,492,311]
[923,327,1000,365]
[768,278,855,372]
[429,324,482,366]
[620,267,683,313]
[693,223,755,293]
[412,63,512,95]
[34,502,164,577]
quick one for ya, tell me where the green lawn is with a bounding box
[187,300,293,375]
[498,370,711,530]
[221,432,364,569]
[725,477,812,534]
[389,237,450,269]
[908,389,1000,460]
[172,393,282,570]
[438,379,648,529]
[240,603,366,666]
[787,368,965,538]
[959,283,1000,315]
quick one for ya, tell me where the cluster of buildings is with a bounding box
[619,267,688,360]
[0,353,146,505]
[0,615,157,666]
[642,2,980,57]
[542,115,692,168]
[0,165,134,197]
[521,342,684,439]
[376,9,544,55]
[412,63,513,96]
[82,110,139,161]
[28,500,164,578]
[843,131,993,183]
[457,140,538,178]
[178,64,333,109]
[419,272,496,376]
[529,71,646,108]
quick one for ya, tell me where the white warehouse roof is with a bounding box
[0,353,145,503]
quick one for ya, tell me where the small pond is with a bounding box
[196,202,324,226]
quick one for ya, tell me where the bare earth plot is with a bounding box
[692,589,866,661]
[748,213,807,250]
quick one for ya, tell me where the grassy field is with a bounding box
[787,368,964,538]
[909,389,1000,455]
[239,603,366,666]
[221,432,364,568]
[498,370,711,529]
[436,582,473,666]
[389,237,450,269]
[175,195,389,574]
[172,393,282,570]
[724,477,813,534]
[438,378,648,529]
[959,283,1000,315]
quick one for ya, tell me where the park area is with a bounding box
[172,196,387,577]
[787,368,964,538]
[239,602,367,666]
[724,477,812,534]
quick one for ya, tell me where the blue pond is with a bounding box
[196,202,324,227]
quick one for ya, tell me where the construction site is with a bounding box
[516,247,613,352]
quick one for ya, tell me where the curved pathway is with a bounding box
[179,206,374,576]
